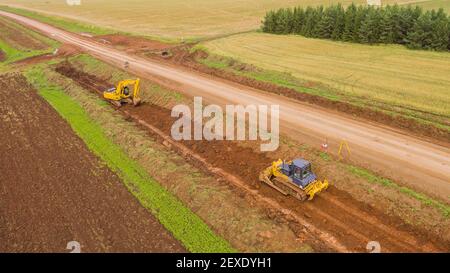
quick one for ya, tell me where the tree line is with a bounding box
[261,3,450,51]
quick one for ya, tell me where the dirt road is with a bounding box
[0,74,184,253]
[1,10,449,201]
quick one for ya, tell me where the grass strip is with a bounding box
[347,165,450,218]
[24,66,235,253]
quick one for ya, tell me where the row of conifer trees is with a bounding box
[261,3,450,51]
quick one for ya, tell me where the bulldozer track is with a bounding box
[320,195,437,252]
[303,198,423,252]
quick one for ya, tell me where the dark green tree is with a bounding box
[430,8,449,50]
[302,6,319,37]
[352,6,368,42]
[261,11,276,33]
[292,7,305,34]
[331,4,346,40]
[379,6,395,43]
[407,11,434,49]
[342,3,357,41]
[315,6,335,39]
[359,7,381,44]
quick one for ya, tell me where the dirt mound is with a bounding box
[95,34,173,54]
[0,50,5,62]
[55,62,449,252]
[55,61,112,92]
[0,73,184,252]
[13,44,81,66]
[13,53,54,66]
[57,43,81,57]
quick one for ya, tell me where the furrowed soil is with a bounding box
[0,73,184,253]
[55,62,450,253]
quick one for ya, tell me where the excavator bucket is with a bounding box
[304,179,329,200]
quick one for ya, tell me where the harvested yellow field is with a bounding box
[0,0,438,39]
[201,32,450,117]
[413,0,450,11]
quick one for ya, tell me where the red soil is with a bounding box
[0,73,185,253]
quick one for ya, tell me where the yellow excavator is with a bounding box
[259,158,329,201]
[103,78,141,107]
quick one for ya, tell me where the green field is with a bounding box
[199,33,450,124]
[0,0,443,40]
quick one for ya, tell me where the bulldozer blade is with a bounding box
[305,179,329,200]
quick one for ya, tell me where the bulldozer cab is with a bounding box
[286,159,317,188]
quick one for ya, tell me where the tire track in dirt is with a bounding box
[321,195,437,251]
[54,62,449,253]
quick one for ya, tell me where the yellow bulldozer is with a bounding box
[259,158,328,201]
[103,78,141,107]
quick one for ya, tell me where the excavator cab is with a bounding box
[103,79,141,107]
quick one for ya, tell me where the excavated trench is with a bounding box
[55,62,449,253]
